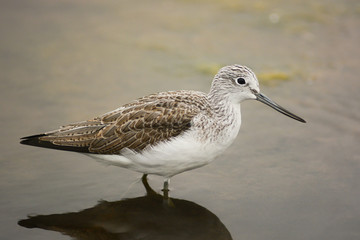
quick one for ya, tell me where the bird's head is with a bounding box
[210,64,306,123]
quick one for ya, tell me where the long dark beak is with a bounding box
[254,92,306,123]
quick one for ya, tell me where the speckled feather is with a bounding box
[37,90,213,154]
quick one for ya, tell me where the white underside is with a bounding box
[86,103,242,178]
[85,131,225,178]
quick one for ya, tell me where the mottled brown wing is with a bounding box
[24,91,208,154]
[30,120,107,151]
[89,97,201,154]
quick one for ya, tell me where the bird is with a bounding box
[21,64,305,197]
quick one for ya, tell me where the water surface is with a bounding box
[1,0,360,239]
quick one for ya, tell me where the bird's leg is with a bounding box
[162,178,170,199]
[141,174,157,196]
[161,178,175,207]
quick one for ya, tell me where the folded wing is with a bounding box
[21,91,207,154]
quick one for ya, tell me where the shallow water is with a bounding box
[1,0,360,239]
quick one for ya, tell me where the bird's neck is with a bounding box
[207,89,242,127]
[203,91,242,148]
[208,83,239,116]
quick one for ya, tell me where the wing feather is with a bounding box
[21,91,211,154]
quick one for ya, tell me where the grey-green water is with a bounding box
[1,0,360,239]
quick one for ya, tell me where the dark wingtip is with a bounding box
[20,134,90,153]
[20,134,46,146]
[18,218,37,228]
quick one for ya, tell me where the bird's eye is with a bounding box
[236,77,246,85]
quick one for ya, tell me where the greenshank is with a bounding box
[21,65,305,196]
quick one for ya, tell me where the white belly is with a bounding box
[86,133,218,177]
[86,105,242,177]
[86,127,239,177]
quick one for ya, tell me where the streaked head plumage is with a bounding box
[210,64,260,103]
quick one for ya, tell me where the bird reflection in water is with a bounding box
[18,175,232,240]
